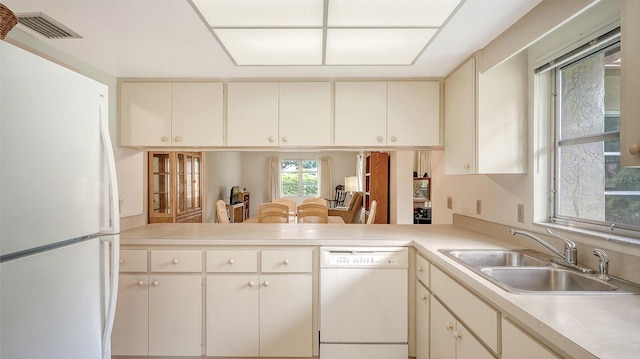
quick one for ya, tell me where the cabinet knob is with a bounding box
[629,143,640,156]
[248,281,255,287]
[282,136,288,143]
[174,136,182,142]
[263,281,270,287]
[228,259,235,264]
[445,323,453,331]
[454,331,462,340]
[283,259,290,265]
[152,280,159,287]
[417,266,424,272]
[119,259,124,264]
[377,136,383,142]
[421,295,428,301]
[137,280,145,286]
[172,258,179,264]
[161,137,168,142]
[268,136,275,143]
[390,136,397,142]
[464,163,471,170]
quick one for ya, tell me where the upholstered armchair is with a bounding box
[328,192,363,224]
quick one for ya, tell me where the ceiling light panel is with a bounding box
[192,0,324,27]
[327,0,462,27]
[326,29,437,65]
[215,29,323,65]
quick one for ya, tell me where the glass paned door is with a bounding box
[176,153,186,215]
[151,153,171,214]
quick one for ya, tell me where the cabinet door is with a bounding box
[148,275,202,356]
[416,283,430,359]
[120,82,172,147]
[455,322,494,359]
[259,274,312,357]
[621,0,640,167]
[279,82,332,146]
[172,82,223,146]
[387,81,440,146]
[444,58,476,174]
[112,275,149,356]
[227,82,279,146]
[502,318,559,359]
[206,275,260,356]
[430,298,456,359]
[335,82,388,146]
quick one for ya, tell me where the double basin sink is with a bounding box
[440,249,640,295]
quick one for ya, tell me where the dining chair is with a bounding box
[273,198,297,215]
[297,203,329,223]
[216,200,229,223]
[258,203,289,223]
[303,197,328,206]
[366,200,378,224]
[325,184,347,208]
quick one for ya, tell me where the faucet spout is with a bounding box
[510,229,565,259]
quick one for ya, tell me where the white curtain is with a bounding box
[356,153,364,191]
[416,151,431,178]
[268,157,280,201]
[319,156,332,199]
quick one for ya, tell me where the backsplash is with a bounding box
[453,214,640,285]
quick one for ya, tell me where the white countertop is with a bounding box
[121,223,640,359]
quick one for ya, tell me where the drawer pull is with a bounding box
[446,323,453,331]
[172,258,179,264]
[137,280,144,286]
[248,281,255,287]
[152,280,159,287]
[228,259,235,264]
[454,331,462,340]
[263,281,270,287]
[629,143,639,156]
[119,259,124,264]
[283,259,290,265]
[417,266,424,272]
[421,295,428,301]
[161,136,168,142]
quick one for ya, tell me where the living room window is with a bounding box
[551,31,640,234]
[280,159,319,197]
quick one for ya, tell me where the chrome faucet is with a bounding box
[592,249,611,281]
[510,228,594,274]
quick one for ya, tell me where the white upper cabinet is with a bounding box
[279,82,331,147]
[227,82,280,147]
[621,0,640,167]
[335,82,388,146]
[120,82,172,147]
[445,52,527,174]
[445,58,476,174]
[387,81,441,146]
[120,82,223,147]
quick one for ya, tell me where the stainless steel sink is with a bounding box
[444,249,550,267]
[439,249,640,295]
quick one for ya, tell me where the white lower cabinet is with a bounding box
[206,248,313,357]
[430,297,494,359]
[502,318,560,359]
[416,281,430,359]
[112,274,149,356]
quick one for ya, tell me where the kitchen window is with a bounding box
[280,159,319,197]
[551,30,640,235]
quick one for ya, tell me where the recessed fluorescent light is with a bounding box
[192,0,324,27]
[328,0,462,27]
[326,28,437,65]
[215,29,323,65]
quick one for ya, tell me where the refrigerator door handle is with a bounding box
[98,99,120,359]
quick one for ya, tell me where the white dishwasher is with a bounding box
[319,247,408,359]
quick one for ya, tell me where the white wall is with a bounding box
[390,151,415,224]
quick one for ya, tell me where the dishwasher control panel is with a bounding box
[320,247,408,268]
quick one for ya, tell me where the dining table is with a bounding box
[243,216,345,224]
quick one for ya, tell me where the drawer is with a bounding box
[431,266,499,353]
[206,249,259,272]
[150,250,203,272]
[416,253,430,287]
[261,249,313,273]
[120,250,147,272]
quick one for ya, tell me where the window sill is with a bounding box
[534,221,640,250]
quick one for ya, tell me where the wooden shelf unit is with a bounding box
[364,152,389,224]
[148,151,206,224]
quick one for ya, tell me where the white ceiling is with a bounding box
[4,0,542,79]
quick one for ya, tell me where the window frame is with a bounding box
[280,159,319,198]
[549,37,640,237]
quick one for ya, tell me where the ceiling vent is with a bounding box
[16,12,81,39]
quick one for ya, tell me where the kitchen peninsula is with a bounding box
[115,220,640,359]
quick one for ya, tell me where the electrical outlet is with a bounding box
[447,197,453,209]
[477,200,482,215]
[517,204,525,223]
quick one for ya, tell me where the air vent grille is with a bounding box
[16,12,81,39]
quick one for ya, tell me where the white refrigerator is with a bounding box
[0,41,120,359]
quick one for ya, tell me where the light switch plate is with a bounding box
[477,200,482,215]
[517,204,524,223]
[447,197,453,209]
